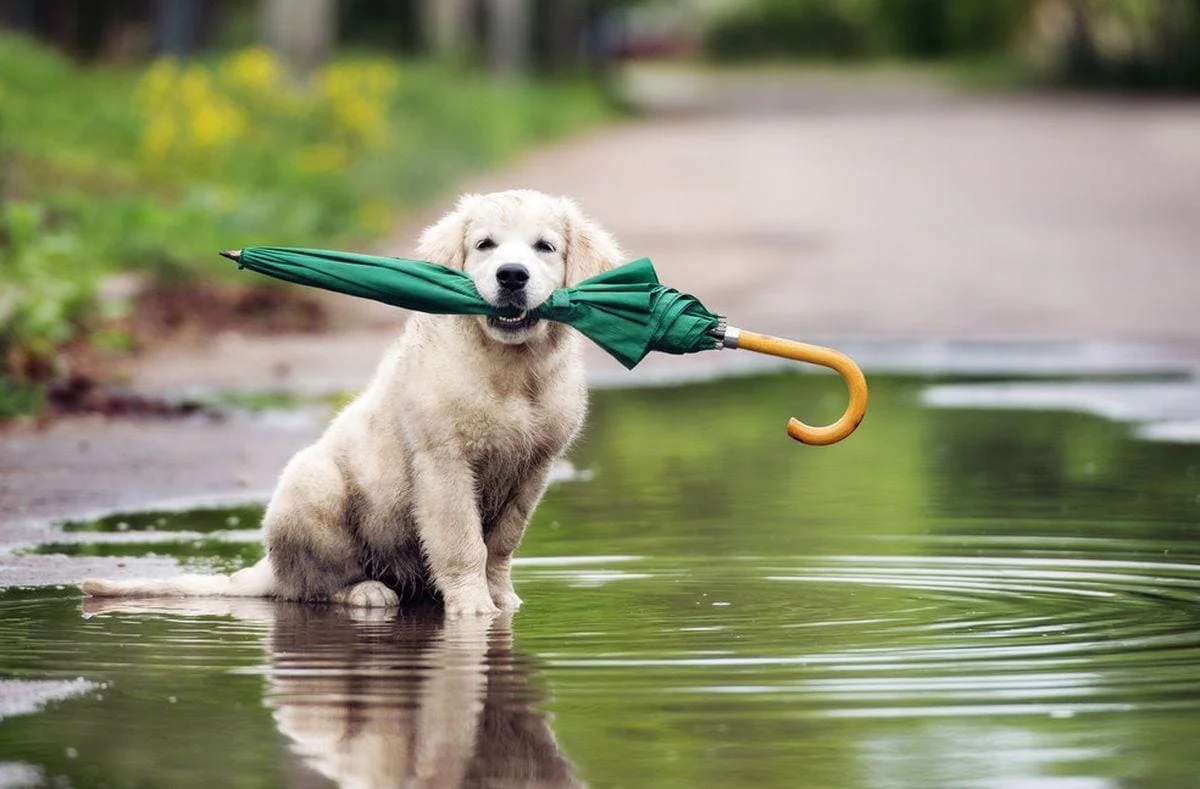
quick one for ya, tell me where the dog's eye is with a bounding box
[475,237,496,251]
[533,239,556,254]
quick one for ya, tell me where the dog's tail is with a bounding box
[81,558,276,599]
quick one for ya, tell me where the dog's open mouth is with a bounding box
[487,310,539,332]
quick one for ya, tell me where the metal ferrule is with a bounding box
[707,321,741,350]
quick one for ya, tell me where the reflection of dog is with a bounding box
[83,598,582,788]
[83,190,622,616]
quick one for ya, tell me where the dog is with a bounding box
[83,189,622,616]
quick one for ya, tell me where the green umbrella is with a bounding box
[223,246,867,445]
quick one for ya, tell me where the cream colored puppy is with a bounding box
[83,190,622,616]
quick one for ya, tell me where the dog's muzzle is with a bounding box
[488,263,540,332]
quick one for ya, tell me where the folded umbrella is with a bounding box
[223,246,866,445]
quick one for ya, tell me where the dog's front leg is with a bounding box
[486,463,553,610]
[411,448,499,617]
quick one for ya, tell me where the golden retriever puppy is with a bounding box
[83,189,622,616]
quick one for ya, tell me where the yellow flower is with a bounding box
[315,60,400,145]
[137,58,180,107]
[189,97,246,150]
[221,47,283,94]
[335,96,382,135]
[297,144,348,174]
[141,115,176,159]
[178,65,213,108]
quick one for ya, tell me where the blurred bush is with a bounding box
[703,0,1200,91]
[1048,0,1200,90]
[705,0,1034,62]
[0,33,611,416]
[705,1,871,60]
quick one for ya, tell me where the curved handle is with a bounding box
[732,329,868,445]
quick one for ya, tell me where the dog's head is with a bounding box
[417,190,622,345]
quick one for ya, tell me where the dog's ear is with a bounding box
[417,195,478,268]
[564,199,623,285]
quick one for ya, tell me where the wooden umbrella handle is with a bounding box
[729,329,868,445]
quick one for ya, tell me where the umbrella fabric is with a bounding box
[233,247,721,369]
[230,247,490,316]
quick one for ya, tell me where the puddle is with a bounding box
[15,505,268,574]
[925,377,1200,444]
[60,506,262,534]
[2,373,1200,787]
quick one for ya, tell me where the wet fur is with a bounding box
[82,190,622,617]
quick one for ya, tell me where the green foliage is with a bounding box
[705,0,871,60]
[702,0,1200,91]
[705,0,1036,62]
[0,34,612,416]
[870,0,1034,58]
[0,198,100,395]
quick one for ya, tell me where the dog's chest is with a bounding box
[454,381,580,466]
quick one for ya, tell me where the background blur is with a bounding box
[1,0,1198,418]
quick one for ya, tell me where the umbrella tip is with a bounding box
[219,249,242,263]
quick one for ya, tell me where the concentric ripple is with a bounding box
[762,553,1200,716]
[513,548,1200,721]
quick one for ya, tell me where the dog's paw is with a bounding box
[443,588,500,618]
[81,579,122,597]
[490,586,523,611]
[334,581,400,609]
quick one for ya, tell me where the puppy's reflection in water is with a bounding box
[83,598,581,789]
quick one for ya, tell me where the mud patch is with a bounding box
[45,374,215,421]
[128,281,328,343]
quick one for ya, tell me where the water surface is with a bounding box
[2,373,1199,787]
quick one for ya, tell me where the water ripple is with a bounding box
[535,552,1200,719]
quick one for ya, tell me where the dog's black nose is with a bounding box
[496,264,529,291]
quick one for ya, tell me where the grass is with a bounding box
[0,35,613,417]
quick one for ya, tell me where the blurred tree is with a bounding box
[261,0,335,68]
[0,0,630,77]
[1050,0,1200,89]
[1063,0,1100,79]
[421,0,476,59]
[542,0,589,72]
[160,0,201,56]
[337,0,422,54]
[0,0,230,59]
[488,0,533,78]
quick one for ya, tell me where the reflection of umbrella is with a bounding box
[223,246,867,445]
